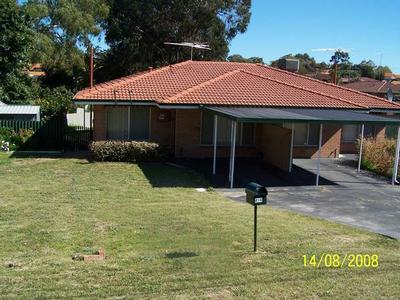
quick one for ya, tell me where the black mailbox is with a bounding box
[245,182,267,206]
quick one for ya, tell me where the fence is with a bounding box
[0,116,92,150]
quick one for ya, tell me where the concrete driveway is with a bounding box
[217,157,400,239]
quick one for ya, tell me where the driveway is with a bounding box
[217,157,400,239]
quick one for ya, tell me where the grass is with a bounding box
[0,154,399,299]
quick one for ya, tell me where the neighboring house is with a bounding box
[27,63,45,78]
[74,61,400,173]
[0,101,40,121]
[306,69,332,82]
[67,107,92,127]
[342,78,400,100]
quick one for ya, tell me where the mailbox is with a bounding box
[245,182,267,206]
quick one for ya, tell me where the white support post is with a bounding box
[316,123,323,187]
[289,123,295,173]
[229,121,237,189]
[212,115,218,175]
[392,126,400,185]
[357,124,365,173]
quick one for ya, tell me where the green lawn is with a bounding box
[0,153,399,299]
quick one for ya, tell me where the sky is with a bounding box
[228,0,400,72]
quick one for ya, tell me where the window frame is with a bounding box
[284,122,320,147]
[341,124,361,143]
[199,112,256,147]
[106,106,151,141]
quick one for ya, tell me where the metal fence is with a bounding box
[0,117,92,150]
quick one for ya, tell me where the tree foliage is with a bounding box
[102,0,251,78]
[227,54,264,64]
[270,53,328,75]
[32,85,75,120]
[0,0,34,104]
[23,0,109,88]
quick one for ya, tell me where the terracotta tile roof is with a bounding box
[74,60,400,110]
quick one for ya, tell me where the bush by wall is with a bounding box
[357,137,397,176]
[89,141,165,162]
[0,127,34,151]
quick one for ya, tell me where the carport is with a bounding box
[204,106,400,188]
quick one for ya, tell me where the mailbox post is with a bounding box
[245,182,268,252]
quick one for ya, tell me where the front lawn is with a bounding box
[0,154,399,299]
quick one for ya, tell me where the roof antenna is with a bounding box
[164,42,211,60]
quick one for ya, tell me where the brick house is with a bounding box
[74,61,400,180]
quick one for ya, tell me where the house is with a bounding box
[0,101,40,121]
[74,61,400,185]
[342,78,400,100]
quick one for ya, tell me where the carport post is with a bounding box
[212,115,218,175]
[392,126,400,185]
[289,123,295,173]
[316,123,323,186]
[229,120,237,189]
[357,124,365,173]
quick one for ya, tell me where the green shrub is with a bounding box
[0,127,34,151]
[89,141,165,162]
[0,127,14,141]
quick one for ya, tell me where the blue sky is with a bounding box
[229,0,400,72]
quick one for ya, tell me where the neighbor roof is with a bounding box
[74,61,400,110]
[0,105,40,115]
[343,80,400,95]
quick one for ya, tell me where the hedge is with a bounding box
[89,141,165,162]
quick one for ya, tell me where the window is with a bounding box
[201,111,255,146]
[130,106,150,140]
[342,125,360,143]
[284,123,320,146]
[107,106,150,140]
[107,107,128,140]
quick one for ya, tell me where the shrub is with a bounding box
[357,137,397,176]
[0,127,34,151]
[89,141,165,162]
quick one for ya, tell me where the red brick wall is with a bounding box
[174,109,258,158]
[93,106,344,160]
[150,107,175,149]
[256,124,292,171]
[93,105,106,140]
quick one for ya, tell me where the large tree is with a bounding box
[102,0,251,78]
[0,0,33,104]
[23,0,109,88]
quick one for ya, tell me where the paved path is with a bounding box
[217,158,400,239]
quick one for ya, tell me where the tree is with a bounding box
[330,50,350,66]
[103,0,251,78]
[374,65,392,80]
[227,54,264,64]
[23,0,109,88]
[353,60,375,78]
[270,53,326,75]
[0,0,34,104]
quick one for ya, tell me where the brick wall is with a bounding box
[150,107,175,149]
[93,105,106,140]
[174,109,258,158]
[256,124,292,171]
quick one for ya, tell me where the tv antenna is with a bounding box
[164,42,211,60]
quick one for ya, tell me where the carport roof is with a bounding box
[203,106,400,125]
